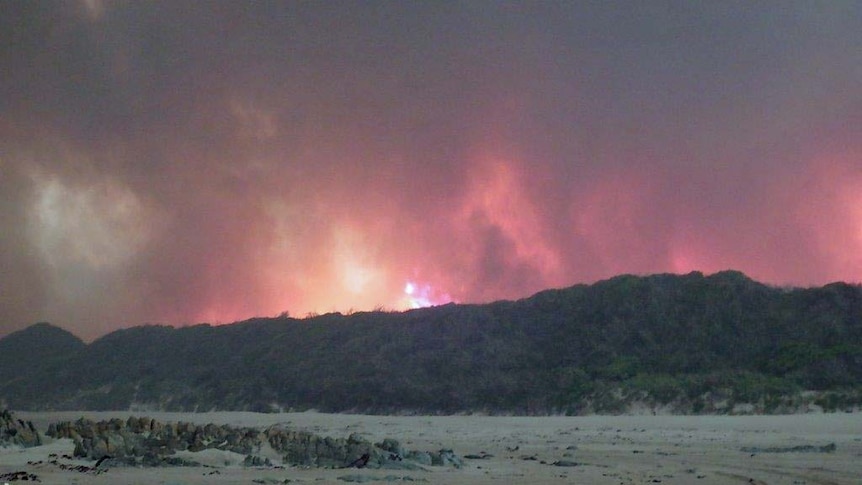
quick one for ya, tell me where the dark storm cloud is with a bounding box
[1,1,860,339]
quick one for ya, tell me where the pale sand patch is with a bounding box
[3,412,860,484]
[172,448,247,467]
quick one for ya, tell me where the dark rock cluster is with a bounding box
[0,470,41,482]
[0,409,41,448]
[740,443,837,454]
[266,427,377,468]
[45,416,460,469]
[47,416,269,466]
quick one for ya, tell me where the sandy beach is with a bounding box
[2,411,860,484]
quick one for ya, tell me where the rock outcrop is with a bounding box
[47,416,460,469]
[0,409,41,448]
[47,416,265,466]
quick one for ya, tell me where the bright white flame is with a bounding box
[402,280,451,309]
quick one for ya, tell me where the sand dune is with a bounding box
[2,412,860,484]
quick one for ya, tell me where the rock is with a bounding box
[430,449,462,468]
[338,475,376,483]
[404,451,432,466]
[44,415,460,470]
[267,427,379,468]
[0,410,41,448]
[0,471,41,482]
[244,454,273,467]
[376,438,405,458]
[91,436,110,457]
[740,443,837,454]
[552,460,579,467]
[161,455,201,467]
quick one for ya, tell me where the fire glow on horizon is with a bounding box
[402,281,453,309]
[0,2,859,340]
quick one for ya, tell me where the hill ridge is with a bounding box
[1,271,860,414]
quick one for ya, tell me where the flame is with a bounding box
[402,280,451,309]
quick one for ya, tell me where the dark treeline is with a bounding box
[1,271,860,414]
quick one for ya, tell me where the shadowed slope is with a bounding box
[1,272,860,413]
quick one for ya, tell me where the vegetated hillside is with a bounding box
[0,322,85,391]
[1,271,860,414]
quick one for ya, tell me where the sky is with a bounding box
[1,1,860,340]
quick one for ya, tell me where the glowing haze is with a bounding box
[1,2,859,340]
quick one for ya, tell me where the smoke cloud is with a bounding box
[1,2,859,339]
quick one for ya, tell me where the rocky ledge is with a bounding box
[0,409,41,448]
[46,416,462,469]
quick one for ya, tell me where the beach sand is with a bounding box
[3,411,860,484]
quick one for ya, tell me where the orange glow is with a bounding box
[793,150,862,281]
[570,170,662,274]
[4,2,861,341]
[457,155,563,292]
